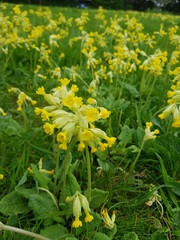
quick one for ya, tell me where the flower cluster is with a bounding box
[144,122,159,141]
[8,87,37,111]
[101,208,116,229]
[158,66,180,128]
[66,191,93,228]
[35,83,116,152]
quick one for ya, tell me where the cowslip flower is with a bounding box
[101,208,116,229]
[35,85,116,152]
[66,191,93,228]
[8,87,37,111]
[0,108,6,117]
[144,122,159,141]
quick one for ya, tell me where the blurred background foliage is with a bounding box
[1,0,180,13]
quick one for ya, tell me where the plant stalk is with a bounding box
[0,222,49,240]
[129,138,145,174]
[85,144,91,202]
[62,137,76,201]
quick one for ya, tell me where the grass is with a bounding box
[0,2,180,240]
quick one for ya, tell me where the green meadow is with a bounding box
[0,3,180,240]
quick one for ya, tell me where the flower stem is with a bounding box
[62,137,76,202]
[85,144,91,202]
[54,145,60,191]
[129,138,145,174]
[0,222,49,240]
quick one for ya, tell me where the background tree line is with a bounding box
[1,0,180,13]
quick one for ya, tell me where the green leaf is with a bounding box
[65,238,78,240]
[31,164,51,189]
[93,232,111,240]
[0,191,30,216]
[5,117,22,136]
[172,230,180,237]
[122,232,139,240]
[166,181,180,196]
[28,192,63,223]
[17,170,28,186]
[124,83,139,98]
[156,154,179,207]
[151,230,168,240]
[90,188,109,209]
[97,158,112,172]
[136,127,144,146]
[67,172,81,195]
[95,149,108,161]
[118,125,132,148]
[40,224,68,240]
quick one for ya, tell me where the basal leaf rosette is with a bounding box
[35,84,116,152]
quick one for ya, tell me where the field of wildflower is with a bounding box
[0,2,180,240]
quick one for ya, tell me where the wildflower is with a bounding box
[38,158,54,175]
[144,122,159,141]
[43,123,56,135]
[66,191,93,228]
[145,184,162,207]
[0,108,6,117]
[36,86,46,96]
[86,108,99,122]
[101,208,116,229]
[100,108,111,119]
[87,98,96,105]
[0,174,4,180]
[57,132,67,150]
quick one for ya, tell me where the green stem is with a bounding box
[85,144,91,202]
[0,222,49,240]
[143,76,157,108]
[53,132,56,163]
[54,146,60,191]
[114,70,119,99]
[129,138,145,174]
[62,137,76,201]
[39,187,59,210]
[118,73,126,99]
[139,71,146,108]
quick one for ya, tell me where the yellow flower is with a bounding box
[100,108,111,119]
[172,116,180,128]
[78,141,85,151]
[31,100,37,106]
[101,208,116,229]
[0,108,6,117]
[17,106,22,112]
[59,78,70,87]
[86,108,99,122]
[0,174,4,180]
[144,122,159,141]
[67,191,93,228]
[71,85,79,93]
[36,86,46,96]
[19,92,26,100]
[41,109,50,121]
[87,98,96,105]
[57,131,67,143]
[63,94,74,109]
[80,194,94,223]
[34,107,42,115]
[72,216,82,228]
[81,129,94,141]
[98,142,108,151]
[43,123,56,135]
[106,137,116,147]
